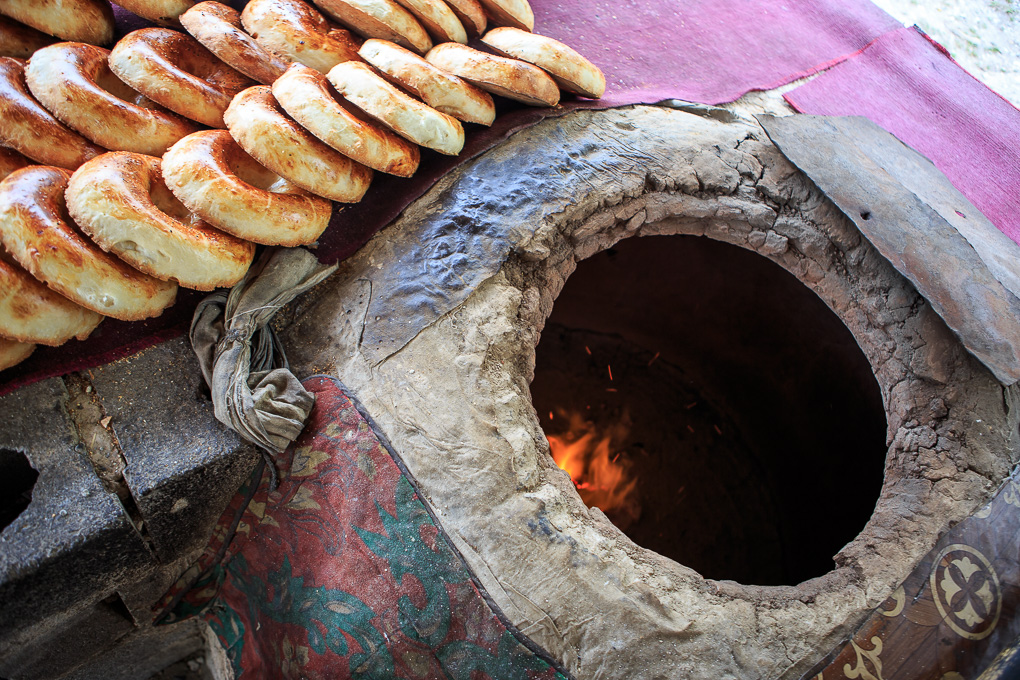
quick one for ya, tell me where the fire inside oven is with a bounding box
[530,234,888,586]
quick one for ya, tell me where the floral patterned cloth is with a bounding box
[157,375,568,680]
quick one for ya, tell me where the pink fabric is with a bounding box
[785,26,1020,246]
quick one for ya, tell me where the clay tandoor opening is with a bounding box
[530,235,888,586]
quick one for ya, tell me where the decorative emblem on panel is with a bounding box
[1004,480,1020,509]
[844,636,885,680]
[930,544,1001,640]
[880,586,905,618]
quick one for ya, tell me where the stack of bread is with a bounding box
[0,0,605,371]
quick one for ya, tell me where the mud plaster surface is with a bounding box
[283,106,1020,679]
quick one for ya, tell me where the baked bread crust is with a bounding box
[444,0,486,38]
[66,151,255,291]
[241,0,361,75]
[225,85,373,202]
[327,60,464,155]
[273,63,419,176]
[0,250,103,345]
[163,129,334,246]
[25,43,199,157]
[391,0,467,44]
[0,338,34,371]
[481,26,605,98]
[359,39,494,125]
[476,0,532,31]
[0,57,106,170]
[313,0,432,54]
[181,1,290,85]
[0,15,56,59]
[0,166,177,321]
[110,28,254,128]
[0,0,115,45]
[425,42,558,106]
[111,0,198,27]
[0,147,31,181]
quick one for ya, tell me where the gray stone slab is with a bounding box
[758,113,1020,384]
[88,338,258,564]
[0,378,153,670]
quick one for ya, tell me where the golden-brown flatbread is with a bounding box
[225,86,373,202]
[111,0,197,26]
[164,130,334,246]
[181,1,290,85]
[0,0,115,45]
[425,42,558,106]
[481,27,605,98]
[327,61,464,155]
[0,14,56,59]
[0,250,103,345]
[392,0,466,44]
[475,0,532,31]
[313,0,432,54]
[241,0,361,74]
[0,166,178,321]
[109,28,254,128]
[0,338,34,371]
[273,63,420,176]
[359,39,494,125]
[66,152,255,291]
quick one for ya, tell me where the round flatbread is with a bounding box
[0,250,103,346]
[359,39,494,125]
[392,0,467,44]
[0,166,178,321]
[225,85,373,202]
[241,0,361,74]
[25,43,198,156]
[163,129,334,246]
[475,0,532,31]
[0,0,115,45]
[273,63,419,176]
[0,338,34,371]
[0,14,57,59]
[112,0,198,26]
[110,28,254,128]
[313,0,432,54]
[327,61,464,155]
[425,42,558,106]
[66,152,256,291]
[181,1,290,85]
[481,27,605,98]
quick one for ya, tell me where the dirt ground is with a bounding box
[871,0,1019,106]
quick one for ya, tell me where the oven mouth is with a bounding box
[530,234,888,586]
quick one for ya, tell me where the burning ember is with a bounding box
[546,410,641,529]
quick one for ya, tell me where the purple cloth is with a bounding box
[785,26,1020,246]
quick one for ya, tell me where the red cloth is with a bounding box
[785,26,1020,246]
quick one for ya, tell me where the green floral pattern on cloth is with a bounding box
[157,375,569,680]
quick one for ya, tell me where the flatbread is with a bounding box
[481,27,605,98]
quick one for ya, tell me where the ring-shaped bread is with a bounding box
[225,86,373,202]
[359,39,494,124]
[0,147,31,180]
[476,0,532,31]
[272,63,419,176]
[66,152,256,291]
[111,0,197,27]
[481,27,605,98]
[0,57,106,170]
[0,15,56,59]
[0,250,103,345]
[313,0,432,54]
[392,0,466,44]
[327,61,464,155]
[26,43,199,157]
[445,0,486,37]
[0,0,115,45]
[241,0,361,75]
[0,166,177,321]
[110,28,255,128]
[163,130,334,246]
[181,2,290,85]
[425,42,558,106]
[0,338,34,371]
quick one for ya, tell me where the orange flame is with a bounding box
[547,411,640,529]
